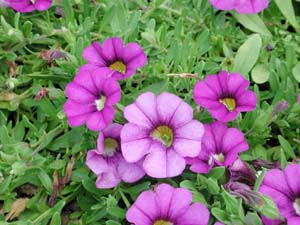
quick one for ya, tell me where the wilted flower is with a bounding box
[6,0,52,13]
[34,87,49,101]
[229,159,257,187]
[121,92,204,178]
[64,66,121,131]
[273,100,289,116]
[259,164,300,224]
[186,122,248,174]
[193,70,257,122]
[126,183,210,225]
[83,37,147,80]
[225,182,265,207]
[209,0,269,14]
[251,159,281,171]
[86,124,145,189]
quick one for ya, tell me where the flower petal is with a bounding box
[86,150,109,175]
[175,203,210,225]
[117,159,145,183]
[82,42,107,66]
[285,164,300,197]
[86,111,106,131]
[95,171,121,189]
[66,82,95,103]
[34,0,51,11]
[123,42,147,69]
[100,37,124,62]
[156,92,182,124]
[124,102,153,129]
[135,92,159,124]
[143,144,167,178]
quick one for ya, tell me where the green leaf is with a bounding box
[251,64,270,84]
[232,13,271,36]
[278,135,296,158]
[50,212,61,225]
[256,195,281,220]
[206,178,220,194]
[233,34,262,76]
[274,0,299,31]
[292,62,300,83]
[207,167,225,180]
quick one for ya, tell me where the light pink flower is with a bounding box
[126,183,210,225]
[86,124,145,189]
[121,92,204,178]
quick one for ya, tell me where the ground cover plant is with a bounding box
[0,0,300,224]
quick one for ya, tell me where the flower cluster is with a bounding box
[63,35,259,225]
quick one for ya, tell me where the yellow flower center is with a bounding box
[153,220,173,225]
[293,198,300,216]
[220,98,236,112]
[109,61,126,74]
[213,153,225,163]
[104,138,119,157]
[95,96,106,111]
[151,125,174,148]
[31,0,36,3]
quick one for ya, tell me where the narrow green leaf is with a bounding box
[274,0,299,31]
[292,62,300,83]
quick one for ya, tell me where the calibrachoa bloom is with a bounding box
[86,124,145,189]
[194,70,256,122]
[83,37,147,80]
[209,0,269,14]
[64,66,121,131]
[121,92,204,178]
[186,122,248,173]
[259,164,300,225]
[126,183,210,225]
[6,0,52,13]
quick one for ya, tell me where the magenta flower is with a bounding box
[193,70,257,122]
[209,0,269,14]
[186,122,248,174]
[259,164,300,225]
[82,37,147,80]
[6,0,52,13]
[121,92,204,178]
[126,183,210,225]
[64,66,121,131]
[86,124,145,189]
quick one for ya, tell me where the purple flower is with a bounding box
[64,66,121,131]
[186,122,248,174]
[82,37,147,80]
[209,0,269,14]
[86,124,145,189]
[126,183,210,225]
[193,70,257,122]
[259,164,300,224]
[121,92,204,178]
[6,0,52,13]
